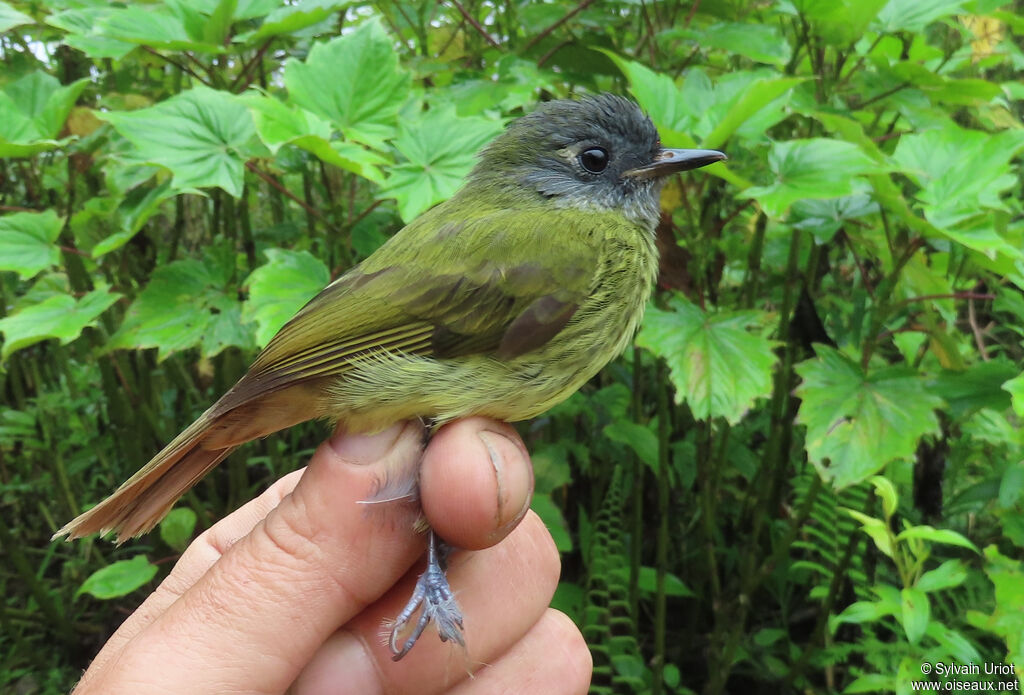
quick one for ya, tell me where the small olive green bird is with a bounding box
[56,94,724,657]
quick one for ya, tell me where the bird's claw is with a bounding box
[389,531,465,661]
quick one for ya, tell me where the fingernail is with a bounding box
[478,430,533,542]
[330,421,407,465]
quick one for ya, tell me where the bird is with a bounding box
[55,93,725,658]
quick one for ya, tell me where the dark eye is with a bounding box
[579,147,609,173]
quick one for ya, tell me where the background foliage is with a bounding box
[1,0,1023,693]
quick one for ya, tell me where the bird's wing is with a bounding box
[216,206,606,413]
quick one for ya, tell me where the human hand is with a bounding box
[72,417,591,694]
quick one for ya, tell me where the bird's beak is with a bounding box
[624,148,727,180]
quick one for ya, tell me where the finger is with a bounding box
[289,511,560,695]
[78,420,430,695]
[421,417,533,551]
[448,610,591,695]
[82,468,307,672]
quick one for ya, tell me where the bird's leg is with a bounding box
[388,529,465,660]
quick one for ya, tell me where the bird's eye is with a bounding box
[579,147,609,174]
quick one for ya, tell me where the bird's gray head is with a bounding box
[467,94,725,231]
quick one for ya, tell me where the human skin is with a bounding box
[72,417,592,695]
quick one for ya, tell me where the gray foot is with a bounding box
[388,530,465,660]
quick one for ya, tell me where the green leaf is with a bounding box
[242,93,387,182]
[891,126,1024,257]
[236,0,348,44]
[896,525,979,552]
[108,257,252,360]
[76,555,158,599]
[96,5,224,53]
[969,546,1024,669]
[702,77,804,150]
[93,181,177,257]
[739,139,887,217]
[619,565,695,597]
[102,87,261,197]
[380,104,502,221]
[900,587,930,645]
[916,559,969,592]
[700,22,793,67]
[284,19,410,150]
[845,509,895,558]
[873,0,965,33]
[795,345,944,488]
[999,462,1024,509]
[0,2,33,33]
[830,597,896,632]
[0,209,63,279]
[0,286,120,360]
[531,492,572,552]
[159,507,197,552]
[1002,372,1024,418]
[47,8,137,59]
[928,360,1016,419]
[637,296,778,424]
[242,248,330,347]
[602,420,659,471]
[0,72,89,157]
[870,475,899,520]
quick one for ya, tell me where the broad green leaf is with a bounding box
[236,0,348,44]
[284,19,410,150]
[531,492,572,552]
[917,559,968,592]
[928,360,1016,418]
[0,72,89,157]
[47,7,136,59]
[92,181,177,257]
[790,192,878,243]
[602,420,659,471]
[700,22,792,67]
[966,547,1024,669]
[637,296,778,424]
[900,587,929,645]
[159,507,197,552]
[103,87,261,197]
[702,77,803,150]
[242,248,329,347]
[999,462,1024,509]
[96,5,224,53]
[242,94,387,182]
[380,104,502,221]
[896,525,979,552]
[0,2,33,33]
[795,345,943,488]
[740,139,887,218]
[1005,373,1024,418]
[0,286,119,360]
[873,0,965,33]
[108,257,252,360]
[787,0,890,45]
[0,209,63,279]
[76,555,158,599]
[892,126,1024,258]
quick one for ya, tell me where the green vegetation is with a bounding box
[2,1,1023,693]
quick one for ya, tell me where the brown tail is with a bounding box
[52,412,237,543]
[53,378,330,543]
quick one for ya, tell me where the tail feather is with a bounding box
[53,414,233,543]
